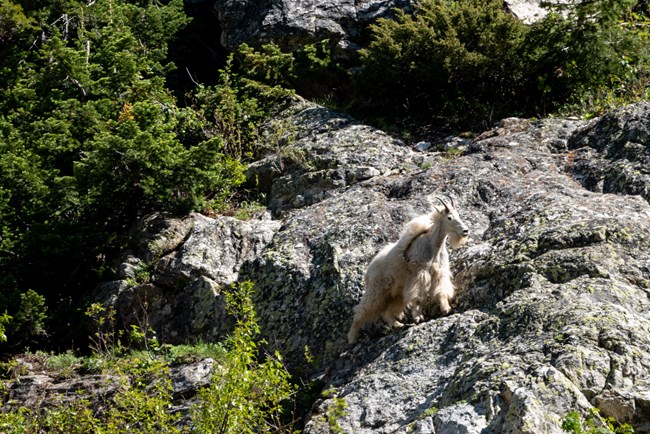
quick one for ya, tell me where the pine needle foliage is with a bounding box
[356,0,650,128]
[0,0,284,350]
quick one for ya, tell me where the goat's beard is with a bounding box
[449,233,468,249]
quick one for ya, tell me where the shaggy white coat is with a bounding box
[347,203,468,344]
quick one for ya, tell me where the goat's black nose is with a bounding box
[463,229,469,236]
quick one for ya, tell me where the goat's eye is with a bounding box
[447,216,452,220]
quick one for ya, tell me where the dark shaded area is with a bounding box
[167,0,229,103]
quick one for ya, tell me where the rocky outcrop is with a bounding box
[504,0,564,24]
[299,108,650,433]
[14,99,650,432]
[0,355,214,419]
[93,212,280,344]
[213,0,413,56]
[567,102,650,203]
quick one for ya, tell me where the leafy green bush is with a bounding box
[11,289,48,347]
[191,281,298,433]
[526,0,650,117]
[237,40,347,110]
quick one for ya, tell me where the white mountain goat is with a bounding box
[347,197,469,344]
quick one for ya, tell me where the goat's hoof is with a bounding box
[393,321,405,328]
[413,315,424,323]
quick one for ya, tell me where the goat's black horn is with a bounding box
[437,197,450,212]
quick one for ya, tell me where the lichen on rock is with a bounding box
[86,99,650,433]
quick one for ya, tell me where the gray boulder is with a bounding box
[567,102,650,202]
[93,212,280,344]
[214,0,413,56]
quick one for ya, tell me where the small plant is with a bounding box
[166,342,226,365]
[233,200,267,221]
[322,387,348,434]
[304,345,316,367]
[0,311,12,343]
[0,357,28,380]
[125,262,152,288]
[0,407,38,433]
[46,350,83,379]
[104,358,180,433]
[85,303,124,358]
[562,409,634,434]
[419,406,438,419]
[126,289,160,359]
[13,289,48,345]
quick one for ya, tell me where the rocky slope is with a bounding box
[6,99,650,432]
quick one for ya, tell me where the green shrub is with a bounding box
[356,0,650,128]
[237,40,347,110]
[0,0,284,351]
[85,302,123,359]
[356,0,528,128]
[526,0,650,117]
[0,408,38,434]
[12,289,48,346]
[103,359,181,434]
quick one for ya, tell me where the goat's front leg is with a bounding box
[381,298,406,328]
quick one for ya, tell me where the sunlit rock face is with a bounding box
[213,0,412,57]
[81,99,650,432]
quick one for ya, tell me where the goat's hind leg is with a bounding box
[410,301,425,324]
[347,318,361,344]
[347,307,373,344]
